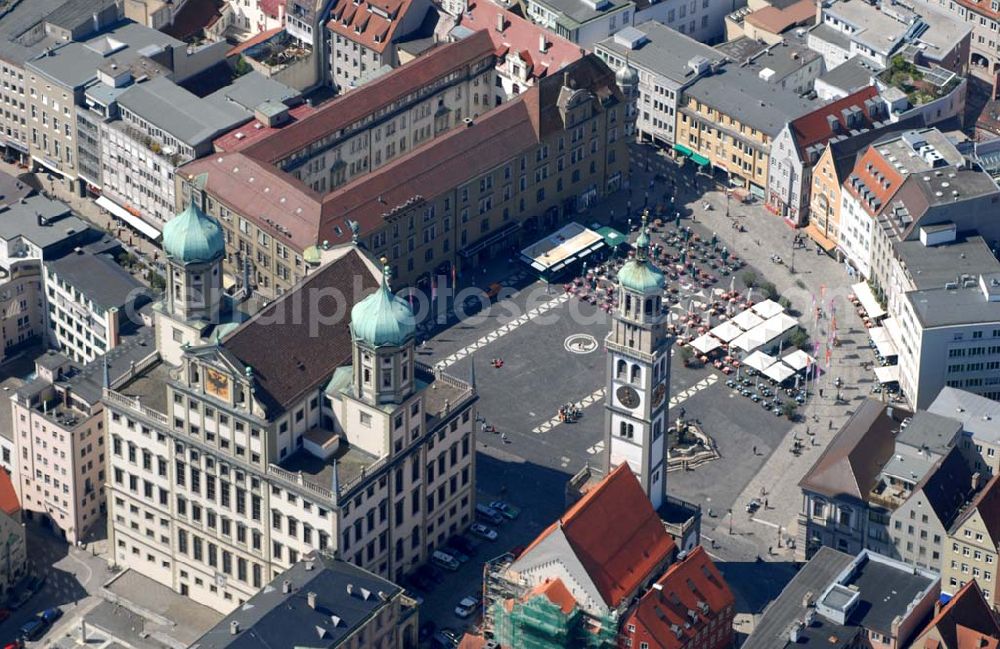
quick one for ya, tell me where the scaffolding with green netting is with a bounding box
[490,593,618,649]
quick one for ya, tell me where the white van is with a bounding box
[431,550,460,571]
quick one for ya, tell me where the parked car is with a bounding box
[431,628,461,648]
[39,608,62,625]
[489,500,520,520]
[454,595,481,619]
[430,550,461,572]
[17,618,45,642]
[475,504,503,525]
[470,523,498,541]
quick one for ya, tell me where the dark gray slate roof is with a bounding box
[190,555,403,649]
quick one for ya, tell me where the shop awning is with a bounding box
[874,365,900,384]
[804,223,838,252]
[673,143,693,157]
[96,196,161,240]
[690,152,711,166]
[596,226,627,249]
[868,326,898,357]
[852,281,886,320]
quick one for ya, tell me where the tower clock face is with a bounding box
[616,385,640,409]
[651,383,666,408]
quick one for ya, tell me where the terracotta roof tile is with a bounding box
[0,469,20,516]
[913,580,1000,649]
[789,86,880,152]
[459,2,583,82]
[260,0,285,19]
[522,464,676,608]
[213,103,318,153]
[953,474,1000,544]
[845,145,906,217]
[326,0,414,55]
[623,546,735,649]
[744,0,816,35]
[526,578,577,614]
[243,30,495,163]
[956,626,999,649]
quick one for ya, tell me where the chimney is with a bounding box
[539,34,548,53]
[934,599,942,616]
[92,11,100,33]
[307,592,318,609]
[563,71,571,89]
[972,472,982,491]
[346,583,354,597]
[305,560,314,571]
[230,620,240,635]
[282,579,292,594]
[496,13,504,32]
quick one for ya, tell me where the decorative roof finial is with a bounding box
[348,219,360,245]
[380,256,392,292]
[635,210,651,262]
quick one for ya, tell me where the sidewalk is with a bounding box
[627,142,878,562]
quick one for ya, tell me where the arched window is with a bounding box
[631,364,641,383]
[617,359,627,378]
[619,421,628,437]
[363,368,371,384]
[626,424,634,438]
[644,298,653,315]
[625,294,632,314]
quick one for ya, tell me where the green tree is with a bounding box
[782,401,798,420]
[757,280,778,300]
[679,345,694,367]
[741,270,758,289]
[778,296,792,310]
[788,327,810,349]
[149,271,166,292]
[233,56,253,78]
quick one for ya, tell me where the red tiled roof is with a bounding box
[0,470,20,516]
[789,86,880,152]
[243,30,496,163]
[956,626,999,649]
[744,0,816,35]
[844,145,905,217]
[326,0,414,55]
[460,2,583,82]
[521,464,676,608]
[163,0,226,40]
[526,578,577,614]
[213,103,317,153]
[914,580,1000,649]
[260,0,285,19]
[316,94,541,247]
[227,26,284,57]
[623,546,735,649]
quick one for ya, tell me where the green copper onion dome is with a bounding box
[162,198,225,264]
[350,262,416,348]
[618,211,665,294]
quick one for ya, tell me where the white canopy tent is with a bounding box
[731,327,771,353]
[868,326,898,357]
[762,312,799,339]
[96,195,162,240]
[763,362,796,383]
[852,282,886,319]
[743,350,777,372]
[751,299,783,320]
[731,308,765,331]
[782,349,814,372]
[710,321,744,343]
[690,333,723,354]
[874,365,900,384]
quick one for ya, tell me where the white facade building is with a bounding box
[105,203,478,613]
[603,215,672,510]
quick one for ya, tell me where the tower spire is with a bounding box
[635,210,651,262]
